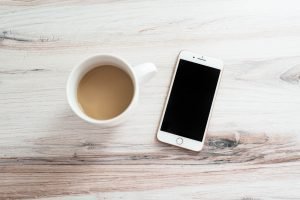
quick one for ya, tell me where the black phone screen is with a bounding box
[160,59,221,141]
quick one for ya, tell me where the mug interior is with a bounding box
[67,55,137,124]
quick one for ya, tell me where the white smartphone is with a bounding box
[157,51,223,151]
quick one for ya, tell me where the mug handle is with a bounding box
[133,63,157,85]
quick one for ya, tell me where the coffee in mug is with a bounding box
[77,65,134,120]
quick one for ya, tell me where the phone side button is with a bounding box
[176,137,183,145]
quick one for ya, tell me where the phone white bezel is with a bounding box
[156,50,223,152]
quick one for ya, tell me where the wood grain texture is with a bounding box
[1,0,300,199]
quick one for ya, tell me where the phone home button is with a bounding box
[176,137,183,145]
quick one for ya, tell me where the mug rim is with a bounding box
[66,54,139,125]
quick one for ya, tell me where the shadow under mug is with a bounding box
[66,54,157,127]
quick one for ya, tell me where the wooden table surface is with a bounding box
[1,0,300,199]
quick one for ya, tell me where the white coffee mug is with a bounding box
[66,54,157,126]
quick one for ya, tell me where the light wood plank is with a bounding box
[1,163,300,199]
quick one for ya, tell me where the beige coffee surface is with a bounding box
[77,66,134,120]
